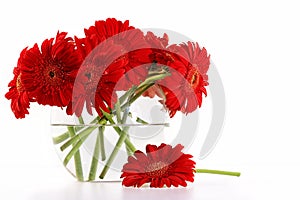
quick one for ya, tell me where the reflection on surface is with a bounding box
[26,177,244,200]
[28,182,194,200]
[2,166,244,200]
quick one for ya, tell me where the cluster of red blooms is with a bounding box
[5,18,210,119]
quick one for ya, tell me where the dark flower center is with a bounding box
[85,72,92,80]
[49,71,55,78]
[145,161,169,177]
[42,62,64,86]
[83,66,102,93]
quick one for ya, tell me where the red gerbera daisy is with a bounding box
[161,42,210,117]
[121,143,196,188]
[67,40,126,116]
[81,18,151,91]
[84,18,135,42]
[19,32,82,107]
[76,18,135,58]
[5,50,33,119]
[139,32,174,99]
[144,31,170,64]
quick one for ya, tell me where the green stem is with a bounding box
[115,100,122,124]
[74,116,85,132]
[115,100,132,156]
[136,69,171,90]
[118,86,137,106]
[99,108,130,179]
[112,70,170,115]
[195,169,241,177]
[52,132,70,144]
[60,126,98,151]
[52,116,97,144]
[63,133,90,167]
[78,116,85,124]
[125,132,132,156]
[60,117,105,151]
[118,83,154,113]
[99,126,106,161]
[62,118,106,181]
[136,116,149,124]
[129,83,155,105]
[67,126,84,181]
[101,110,136,153]
[99,129,129,179]
[88,129,102,181]
[112,125,136,152]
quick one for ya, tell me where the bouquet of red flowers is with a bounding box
[5,18,239,187]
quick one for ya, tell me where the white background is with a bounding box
[1,0,300,199]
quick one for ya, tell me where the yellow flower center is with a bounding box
[187,68,200,90]
[16,73,23,93]
[145,161,169,177]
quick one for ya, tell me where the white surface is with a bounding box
[1,163,299,200]
[1,0,300,199]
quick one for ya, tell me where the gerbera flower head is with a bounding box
[19,32,82,108]
[5,50,34,119]
[160,42,210,117]
[80,18,152,91]
[172,41,210,84]
[137,31,174,99]
[84,18,135,43]
[144,31,171,65]
[67,39,126,116]
[76,18,135,59]
[121,143,196,188]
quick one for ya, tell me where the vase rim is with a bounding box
[50,123,169,127]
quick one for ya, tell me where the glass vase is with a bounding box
[50,95,172,182]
